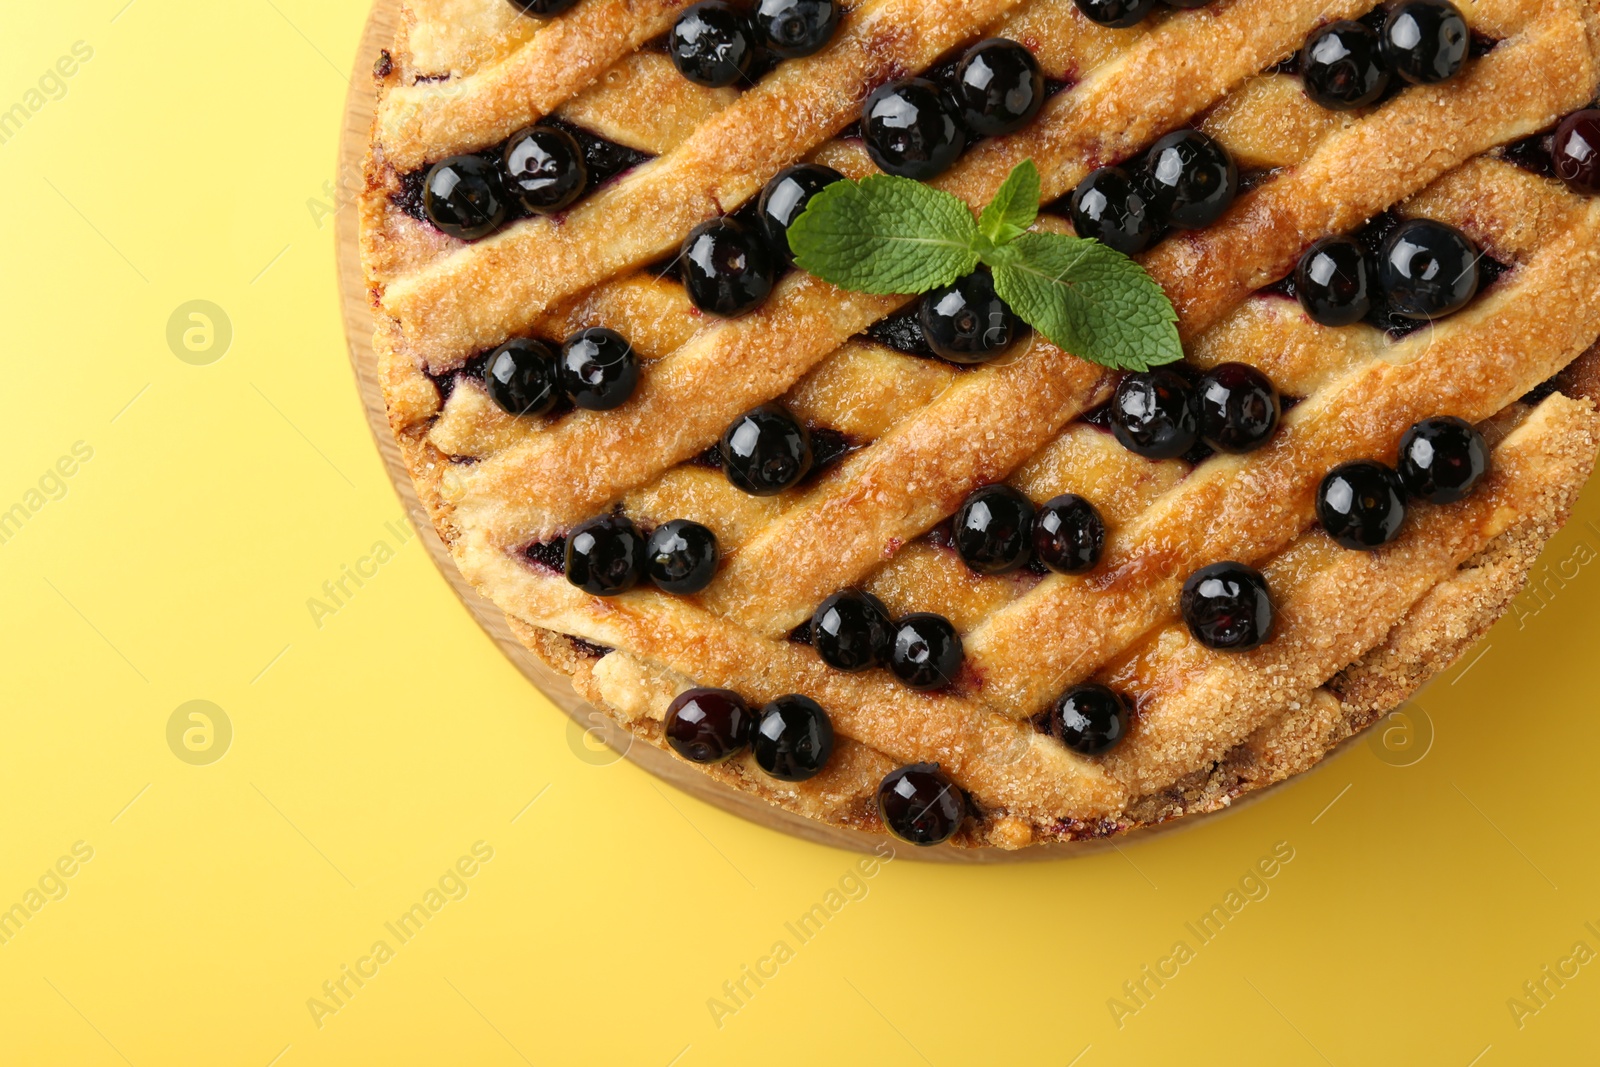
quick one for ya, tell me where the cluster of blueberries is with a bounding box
[1068,130,1239,256]
[1108,361,1284,461]
[666,0,841,88]
[1297,0,1472,112]
[664,683,965,844]
[1317,416,1491,551]
[422,124,606,241]
[1292,217,1483,328]
[564,515,721,597]
[480,328,639,417]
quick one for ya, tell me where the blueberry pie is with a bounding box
[361,0,1600,849]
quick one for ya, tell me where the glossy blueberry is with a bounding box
[1180,561,1275,651]
[507,0,581,17]
[720,405,812,496]
[680,217,777,317]
[757,164,845,263]
[1033,494,1106,574]
[1552,109,1600,196]
[953,38,1046,138]
[918,270,1021,363]
[484,338,559,417]
[669,2,756,88]
[1301,21,1390,110]
[811,590,893,672]
[1074,0,1158,29]
[1382,0,1469,85]
[953,484,1035,575]
[423,155,507,240]
[752,0,840,59]
[861,78,966,180]
[1142,130,1238,230]
[1197,362,1280,453]
[889,613,963,691]
[1069,166,1162,255]
[644,519,720,594]
[565,515,644,596]
[502,126,587,214]
[1043,684,1129,756]
[753,695,835,781]
[1294,235,1373,326]
[1397,416,1490,504]
[1378,219,1480,321]
[664,688,753,763]
[558,327,638,410]
[1317,460,1407,550]
[877,763,966,845]
[1111,369,1201,460]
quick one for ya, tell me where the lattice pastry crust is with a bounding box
[362,0,1600,848]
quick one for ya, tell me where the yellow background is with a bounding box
[3,2,1599,1063]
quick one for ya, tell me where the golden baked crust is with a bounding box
[361,0,1600,848]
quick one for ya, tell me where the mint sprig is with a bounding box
[786,160,1182,372]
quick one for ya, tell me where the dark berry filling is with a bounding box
[753,695,836,781]
[865,307,939,359]
[877,763,966,845]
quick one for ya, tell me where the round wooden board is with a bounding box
[332,0,1259,861]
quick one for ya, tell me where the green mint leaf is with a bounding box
[977,160,1040,247]
[787,174,980,295]
[991,231,1183,372]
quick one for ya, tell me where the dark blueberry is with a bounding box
[1552,109,1600,196]
[752,0,840,59]
[680,217,777,317]
[1069,166,1162,255]
[1033,493,1106,574]
[1180,561,1275,651]
[1396,416,1490,504]
[507,0,581,17]
[953,484,1035,575]
[565,515,644,596]
[753,695,835,781]
[1111,369,1201,460]
[669,2,756,88]
[720,404,812,495]
[1301,21,1390,110]
[484,338,559,417]
[889,613,963,691]
[1294,235,1373,326]
[1316,460,1407,550]
[558,327,639,410]
[861,78,966,180]
[1044,684,1129,756]
[811,590,893,672]
[1074,0,1158,28]
[1382,0,1468,85]
[664,688,753,763]
[877,763,966,845]
[918,270,1021,363]
[953,38,1046,138]
[1378,218,1480,320]
[423,155,507,240]
[757,163,845,263]
[502,126,587,214]
[644,519,720,594]
[1142,130,1238,230]
[1197,362,1281,453]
